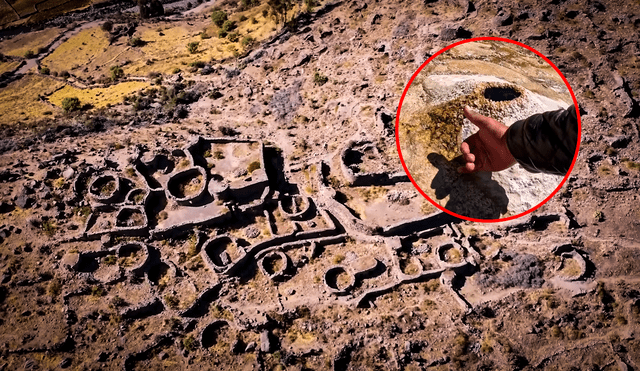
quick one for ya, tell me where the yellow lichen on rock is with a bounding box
[40,26,109,73]
[48,81,150,109]
[0,74,63,126]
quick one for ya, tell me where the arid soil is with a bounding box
[1,0,640,370]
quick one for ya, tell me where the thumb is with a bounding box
[463,105,493,130]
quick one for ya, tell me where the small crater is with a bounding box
[483,86,521,102]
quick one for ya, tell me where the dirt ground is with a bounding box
[1,0,640,370]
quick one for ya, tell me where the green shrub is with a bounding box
[240,15,248,22]
[165,294,179,308]
[110,65,124,81]
[40,66,50,75]
[102,20,113,32]
[218,29,228,38]
[24,50,35,58]
[241,36,255,47]
[313,71,328,85]
[200,31,211,39]
[221,20,236,32]
[227,32,240,42]
[61,97,81,112]
[128,37,144,47]
[183,335,196,351]
[187,41,199,54]
[304,0,317,12]
[188,60,205,68]
[211,8,227,27]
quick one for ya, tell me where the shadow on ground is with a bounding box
[427,153,509,219]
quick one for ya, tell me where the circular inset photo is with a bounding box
[396,37,580,222]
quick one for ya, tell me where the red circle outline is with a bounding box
[395,36,582,223]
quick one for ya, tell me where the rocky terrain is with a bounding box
[0,0,639,370]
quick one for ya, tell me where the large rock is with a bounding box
[439,26,472,41]
[260,330,272,353]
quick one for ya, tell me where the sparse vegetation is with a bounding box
[62,97,81,112]
[183,335,196,352]
[313,71,328,85]
[110,65,124,81]
[128,37,145,47]
[48,278,62,297]
[241,36,255,47]
[103,255,117,265]
[593,210,604,222]
[42,219,57,237]
[187,41,199,54]
[102,21,113,32]
[211,8,228,27]
[165,294,179,308]
[247,161,261,173]
[91,285,105,297]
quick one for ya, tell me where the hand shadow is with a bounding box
[427,153,509,219]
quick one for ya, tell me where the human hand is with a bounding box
[457,106,517,173]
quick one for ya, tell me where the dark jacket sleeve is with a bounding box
[505,105,578,175]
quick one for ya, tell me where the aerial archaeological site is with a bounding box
[0,0,639,369]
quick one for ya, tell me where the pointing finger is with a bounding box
[463,105,493,130]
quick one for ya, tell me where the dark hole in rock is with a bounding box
[147,262,170,285]
[201,321,228,348]
[483,86,521,102]
[344,149,364,166]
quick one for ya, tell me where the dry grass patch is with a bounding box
[124,6,278,76]
[0,60,21,75]
[40,26,109,73]
[48,81,149,109]
[0,74,63,126]
[0,27,62,57]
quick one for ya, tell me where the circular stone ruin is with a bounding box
[88,173,121,203]
[115,207,147,228]
[436,242,467,269]
[200,320,230,349]
[126,188,147,205]
[258,251,290,280]
[202,235,245,272]
[116,242,149,273]
[146,260,174,289]
[324,266,355,295]
[278,194,311,220]
[166,166,208,205]
[399,256,424,277]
